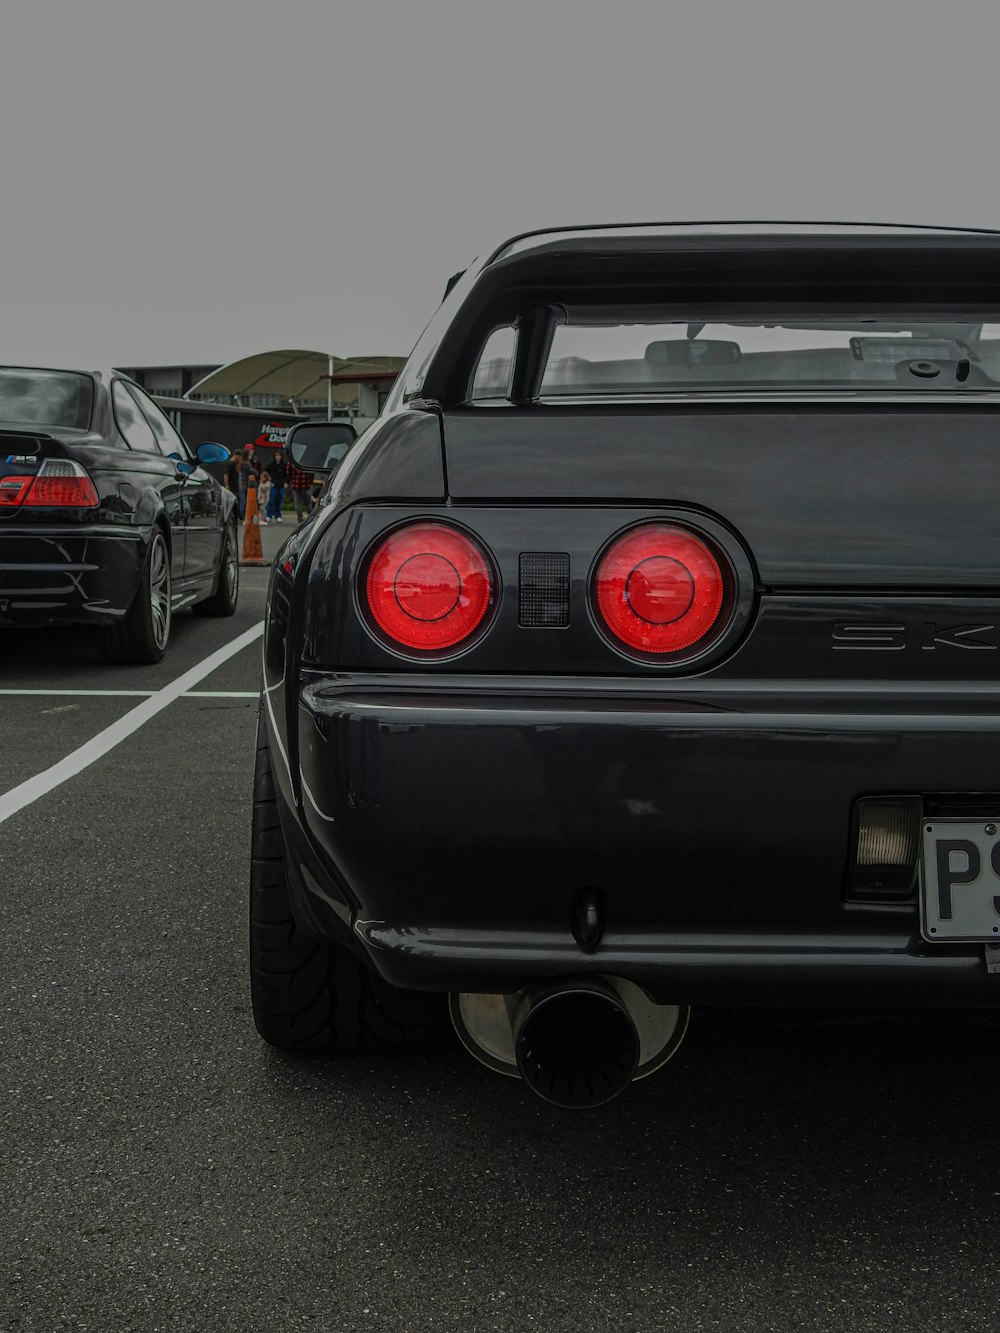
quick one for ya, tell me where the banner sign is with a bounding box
[255,423,291,448]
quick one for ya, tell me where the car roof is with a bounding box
[0,363,104,378]
[488,220,1000,264]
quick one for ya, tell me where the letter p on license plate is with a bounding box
[921,820,1000,942]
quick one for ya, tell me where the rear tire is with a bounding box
[250,706,435,1053]
[193,521,239,617]
[99,527,171,665]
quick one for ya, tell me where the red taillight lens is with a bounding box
[0,476,33,506]
[1,459,99,509]
[365,522,494,652]
[24,473,99,507]
[594,523,726,656]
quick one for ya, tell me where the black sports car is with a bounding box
[0,366,238,662]
[253,223,1000,1107]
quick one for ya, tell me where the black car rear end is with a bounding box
[1,366,239,660]
[0,424,144,627]
[254,224,1000,1104]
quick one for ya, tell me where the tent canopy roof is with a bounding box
[186,350,405,402]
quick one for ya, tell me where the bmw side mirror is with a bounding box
[196,442,231,465]
[286,422,357,474]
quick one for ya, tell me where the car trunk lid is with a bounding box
[440,402,1000,589]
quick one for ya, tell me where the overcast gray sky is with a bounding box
[3,0,999,371]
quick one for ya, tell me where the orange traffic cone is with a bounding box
[241,482,266,565]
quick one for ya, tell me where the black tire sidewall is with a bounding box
[193,521,239,617]
[250,708,436,1054]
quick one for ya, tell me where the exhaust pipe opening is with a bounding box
[450,978,690,1109]
[514,982,640,1109]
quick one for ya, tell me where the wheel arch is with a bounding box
[132,488,173,563]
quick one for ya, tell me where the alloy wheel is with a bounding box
[149,534,171,651]
[225,525,239,601]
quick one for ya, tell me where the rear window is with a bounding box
[0,368,93,428]
[469,314,1000,401]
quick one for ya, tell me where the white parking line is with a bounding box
[0,624,264,826]
[185,691,260,698]
[0,689,153,696]
[0,689,260,698]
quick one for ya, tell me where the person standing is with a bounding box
[223,451,242,500]
[257,466,272,522]
[266,448,287,524]
[238,445,258,520]
[287,460,314,522]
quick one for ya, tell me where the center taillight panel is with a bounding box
[330,506,755,673]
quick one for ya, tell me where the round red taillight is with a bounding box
[365,522,493,652]
[594,523,726,656]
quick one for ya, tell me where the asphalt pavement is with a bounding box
[2,519,1000,1331]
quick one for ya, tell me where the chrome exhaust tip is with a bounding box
[450,977,690,1109]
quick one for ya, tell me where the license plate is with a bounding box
[921,819,1000,942]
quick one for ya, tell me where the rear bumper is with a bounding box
[0,525,143,625]
[281,675,1000,1002]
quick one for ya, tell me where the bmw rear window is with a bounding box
[0,368,94,429]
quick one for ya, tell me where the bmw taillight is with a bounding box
[593,522,730,659]
[0,459,99,509]
[364,522,495,653]
[0,476,33,506]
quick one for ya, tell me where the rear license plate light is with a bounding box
[849,798,921,901]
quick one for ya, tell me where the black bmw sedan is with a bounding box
[253,222,1000,1108]
[0,365,239,663]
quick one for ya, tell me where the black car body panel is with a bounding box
[0,372,236,628]
[439,404,1000,588]
[288,672,1000,1000]
[262,223,1000,1008]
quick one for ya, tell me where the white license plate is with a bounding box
[921,819,1000,942]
